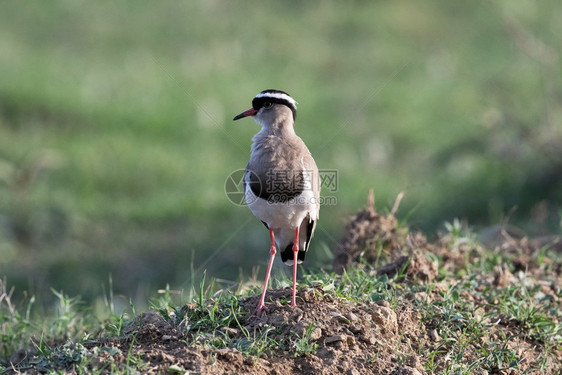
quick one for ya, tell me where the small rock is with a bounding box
[157,352,175,363]
[406,355,423,371]
[161,335,172,341]
[303,289,315,302]
[347,369,361,375]
[330,312,350,324]
[362,332,377,345]
[428,329,441,342]
[346,335,356,349]
[291,309,304,322]
[346,312,359,322]
[310,327,323,341]
[376,300,391,308]
[317,347,335,361]
[371,306,398,334]
[392,366,422,375]
[244,356,256,365]
[139,310,162,325]
[293,320,312,336]
[325,335,345,345]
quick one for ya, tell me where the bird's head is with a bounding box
[233,89,297,127]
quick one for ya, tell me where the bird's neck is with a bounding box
[258,120,296,138]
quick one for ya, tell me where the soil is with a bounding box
[77,196,558,375]
[87,263,560,375]
[6,193,561,374]
[111,288,429,375]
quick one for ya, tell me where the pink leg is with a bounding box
[291,226,300,307]
[254,228,276,316]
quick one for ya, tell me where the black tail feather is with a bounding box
[280,243,306,264]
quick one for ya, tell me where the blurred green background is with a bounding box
[1,1,561,308]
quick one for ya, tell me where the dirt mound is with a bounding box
[333,190,409,274]
[82,270,560,375]
[334,191,561,284]
[96,286,428,375]
[240,287,426,375]
[334,191,440,284]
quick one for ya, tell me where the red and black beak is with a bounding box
[233,108,258,121]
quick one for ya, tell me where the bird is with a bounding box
[233,89,320,316]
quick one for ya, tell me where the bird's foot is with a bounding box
[253,303,269,317]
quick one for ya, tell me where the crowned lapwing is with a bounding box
[233,89,320,316]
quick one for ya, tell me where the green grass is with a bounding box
[1,275,560,373]
[0,277,141,374]
[0,248,562,374]
[1,216,560,374]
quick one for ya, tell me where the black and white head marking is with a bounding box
[252,89,297,120]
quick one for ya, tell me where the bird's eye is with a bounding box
[263,102,273,109]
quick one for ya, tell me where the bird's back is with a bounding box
[245,131,320,264]
[247,132,317,204]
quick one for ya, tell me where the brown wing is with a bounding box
[246,135,311,203]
